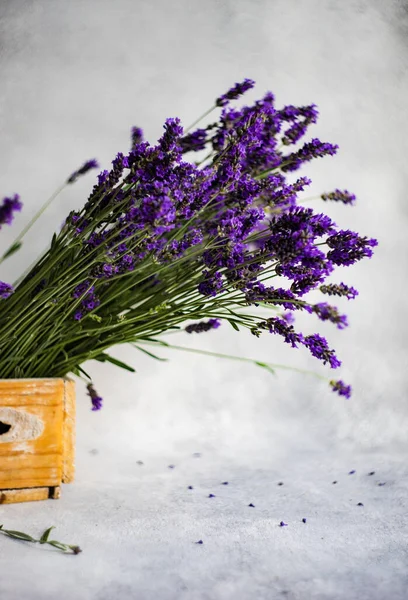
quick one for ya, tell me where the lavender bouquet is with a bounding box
[0,79,377,409]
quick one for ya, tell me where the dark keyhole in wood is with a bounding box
[0,421,11,435]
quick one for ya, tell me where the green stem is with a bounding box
[184,105,217,133]
[136,340,328,381]
[0,183,67,265]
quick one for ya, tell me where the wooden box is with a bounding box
[0,378,75,504]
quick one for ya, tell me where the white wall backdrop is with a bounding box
[0,2,407,599]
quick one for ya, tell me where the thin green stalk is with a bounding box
[184,105,217,133]
[136,340,328,382]
[0,183,67,265]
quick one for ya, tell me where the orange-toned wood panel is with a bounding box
[0,378,64,490]
[0,487,50,504]
[62,378,75,483]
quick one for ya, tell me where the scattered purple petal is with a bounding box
[278,482,284,486]
[195,540,203,544]
[188,486,194,490]
[378,482,386,486]
[348,470,356,475]
[357,502,364,506]
[208,494,216,498]
[368,471,375,476]
[221,481,229,485]
[248,503,255,508]
[279,521,288,527]
[168,464,175,469]
[302,518,307,523]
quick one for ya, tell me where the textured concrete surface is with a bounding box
[0,1,407,598]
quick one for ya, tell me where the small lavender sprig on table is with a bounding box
[0,524,81,554]
[0,79,378,406]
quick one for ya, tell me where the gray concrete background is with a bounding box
[0,1,407,598]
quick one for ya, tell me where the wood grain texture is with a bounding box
[0,378,76,496]
[62,378,75,483]
[0,487,50,504]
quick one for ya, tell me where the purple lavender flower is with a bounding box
[321,189,356,205]
[67,159,99,184]
[215,78,255,107]
[185,319,221,334]
[0,194,22,228]
[86,383,103,411]
[303,334,341,368]
[281,312,296,325]
[268,317,303,347]
[265,208,336,275]
[282,138,338,172]
[198,270,224,297]
[319,283,358,300]
[158,117,183,154]
[326,230,378,266]
[279,104,319,145]
[72,280,100,319]
[45,81,377,394]
[330,379,352,399]
[97,170,110,186]
[181,129,207,153]
[131,126,144,147]
[312,302,348,330]
[0,281,13,299]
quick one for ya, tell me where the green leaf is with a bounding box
[228,320,240,332]
[2,530,36,542]
[40,526,55,544]
[88,314,102,323]
[254,361,276,376]
[75,365,92,380]
[134,345,168,361]
[2,241,22,259]
[136,337,169,346]
[48,540,70,551]
[95,353,136,372]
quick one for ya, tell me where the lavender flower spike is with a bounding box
[185,319,221,334]
[216,78,255,107]
[321,189,356,205]
[0,281,13,300]
[330,379,352,399]
[131,126,144,147]
[67,159,99,184]
[0,194,22,228]
[86,383,103,411]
